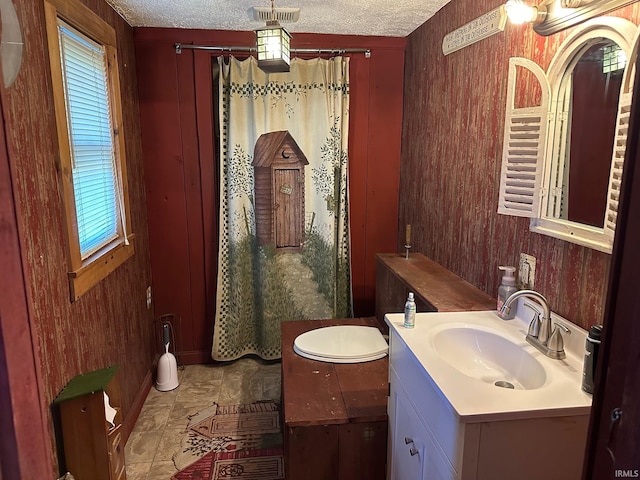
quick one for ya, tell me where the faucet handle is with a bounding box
[527,316,541,338]
[547,326,566,353]
[554,322,571,334]
[523,302,541,338]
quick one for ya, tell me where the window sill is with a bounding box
[68,236,135,301]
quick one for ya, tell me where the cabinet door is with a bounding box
[390,383,426,480]
[108,427,126,480]
[389,372,458,480]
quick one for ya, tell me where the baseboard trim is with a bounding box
[123,355,157,444]
[177,350,213,365]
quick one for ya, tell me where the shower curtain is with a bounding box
[212,56,351,361]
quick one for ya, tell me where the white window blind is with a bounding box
[58,20,121,258]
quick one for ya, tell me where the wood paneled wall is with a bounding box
[0,77,55,480]
[3,0,154,473]
[400,1,640,330]
[135,29,405,362]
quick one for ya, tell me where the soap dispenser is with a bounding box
[497,266,518,319]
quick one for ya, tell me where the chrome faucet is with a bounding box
[500,289,570,360]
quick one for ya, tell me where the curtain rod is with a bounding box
[174,43,371,58]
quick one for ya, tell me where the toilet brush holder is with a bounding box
[156,319,180,391]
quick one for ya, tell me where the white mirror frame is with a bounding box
[498,17,639,254]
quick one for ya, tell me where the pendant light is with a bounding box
[255,0,291,73]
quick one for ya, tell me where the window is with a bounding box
[44,0,134,301]
[602,44,626,74]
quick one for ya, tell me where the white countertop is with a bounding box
[385,302,592,423]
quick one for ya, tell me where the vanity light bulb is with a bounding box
[505,0,538,24]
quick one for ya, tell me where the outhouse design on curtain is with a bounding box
[212,56,351,361]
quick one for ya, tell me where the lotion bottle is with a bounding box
[404,292,416,328]
[497,266,518,319]
[582,325,602,394]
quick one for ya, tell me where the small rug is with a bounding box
[172,448,284,480]
[172,401,283,479]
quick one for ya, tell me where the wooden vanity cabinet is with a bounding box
[55,365,126,480]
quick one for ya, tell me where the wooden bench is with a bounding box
[281,318,388,480]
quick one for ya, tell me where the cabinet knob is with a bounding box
[409,446,419,456]
[404,437,414,445]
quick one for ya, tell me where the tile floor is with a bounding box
[125,357,282,480]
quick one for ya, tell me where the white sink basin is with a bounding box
[385,303,592,421]
[430,326,546,390]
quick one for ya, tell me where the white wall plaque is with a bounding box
[442,6,507,55]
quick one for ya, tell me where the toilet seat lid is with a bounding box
[293,325,388,359]
[293,344,387,363]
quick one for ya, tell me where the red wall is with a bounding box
[135,29,405,362]
[0,83,54,480]
[2,0,155,475]
[400,0,640,330]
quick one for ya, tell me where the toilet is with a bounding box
[293,325,388,363]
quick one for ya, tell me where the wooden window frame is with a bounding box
[44,0,134,301]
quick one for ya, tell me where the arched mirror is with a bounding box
[498,17,638,253]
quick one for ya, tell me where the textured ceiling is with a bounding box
[105,0,451,37]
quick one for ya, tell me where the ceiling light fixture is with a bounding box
[505,0,548,25]
[255,0,291,73]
